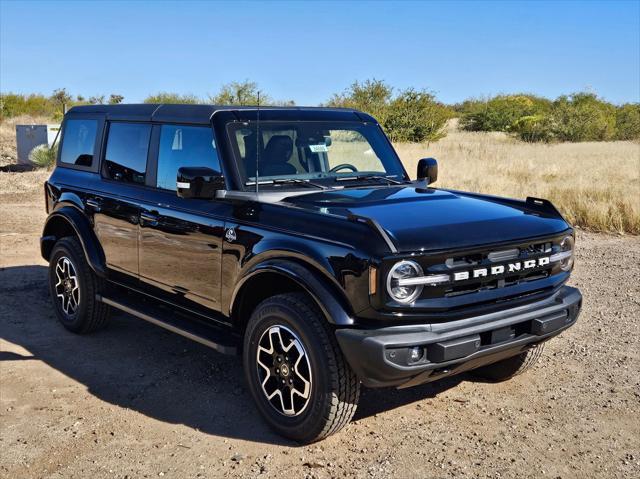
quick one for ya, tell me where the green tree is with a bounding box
[511,114,554,142]
[385,88,451,142]
[550,92,616,142]
[209,80,269,105]
[615,103,640,140]
[460,94,551,132]
[328,80,450,142]
[108,94,124,104]
[51,88,72,114]
[328,79,393,126]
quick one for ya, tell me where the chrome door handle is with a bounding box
[86,199,102,212]
[140,212,159,226]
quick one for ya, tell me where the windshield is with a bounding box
[227,121,407,189]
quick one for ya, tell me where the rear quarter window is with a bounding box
[59,119,98,167]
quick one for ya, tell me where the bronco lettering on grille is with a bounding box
[453,256,550,281]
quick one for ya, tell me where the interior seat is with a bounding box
[261,135,297,176]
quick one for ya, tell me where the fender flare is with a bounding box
[41,207,107,277]
[230,259,355,326]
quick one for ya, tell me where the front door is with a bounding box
[138,124,229,315]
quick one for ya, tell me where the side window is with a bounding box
[103,122,151,184]
[156,125,220,191]
[59,119,98,167]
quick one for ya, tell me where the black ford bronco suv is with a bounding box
[42,104,582,443]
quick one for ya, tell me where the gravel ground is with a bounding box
[1,172,639,479]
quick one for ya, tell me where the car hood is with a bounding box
[282,186,569,252]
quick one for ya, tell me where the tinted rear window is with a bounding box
[103,122,151,184]
[60,119,98,167]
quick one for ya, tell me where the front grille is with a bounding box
[416,237,565,302]
[444,269,551,297]
[446,241,552,267]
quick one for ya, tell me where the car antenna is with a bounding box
[255,92,261,195]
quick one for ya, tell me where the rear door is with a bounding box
[138,123,230,316]
[93,121,152,282]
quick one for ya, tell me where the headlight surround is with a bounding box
[558,235,575,271]
[386,260,424,303]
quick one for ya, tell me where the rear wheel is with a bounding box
[48,237,110,333]
[471,343,545,381]
[243,293,360,443]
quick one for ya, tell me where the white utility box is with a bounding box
[16,124,61,164]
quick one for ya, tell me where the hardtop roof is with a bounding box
[66,104,376,124]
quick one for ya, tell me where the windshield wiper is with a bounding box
[335,175,405,185]
[245,178,327,189]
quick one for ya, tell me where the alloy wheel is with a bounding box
[256,325,312,417]
[54,256,80,316]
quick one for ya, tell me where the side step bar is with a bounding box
[97,295,238,355]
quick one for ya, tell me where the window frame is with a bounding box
[56,114,105,173]
[99,120,153,187]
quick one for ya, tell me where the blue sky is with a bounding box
[1,0,639,105]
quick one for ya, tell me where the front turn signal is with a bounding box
[369,265,378,295]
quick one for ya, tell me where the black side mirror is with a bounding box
[417,158,438,185]
[177,167,225,200]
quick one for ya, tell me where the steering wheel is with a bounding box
[329,163,358,173]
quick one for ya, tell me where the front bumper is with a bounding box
[335,286,582,388]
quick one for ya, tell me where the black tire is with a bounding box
[471,343,545,381]
[48,236,111,333]
[243,292,360,443]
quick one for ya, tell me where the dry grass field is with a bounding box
[396,122,640,235]
[1,116,639,234]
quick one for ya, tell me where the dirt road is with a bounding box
[1,172,639,478]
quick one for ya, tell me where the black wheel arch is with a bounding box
[41,206,107,277]
[230,258,356,333]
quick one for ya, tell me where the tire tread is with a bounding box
[50,237,110,333]
[245,292,360,443]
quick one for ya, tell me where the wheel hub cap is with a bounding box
[54,256,80,315]
[256,325,312,417]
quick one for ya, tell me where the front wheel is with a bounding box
[243,293,360,443]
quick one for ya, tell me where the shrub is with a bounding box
[550,93,617,142]
[29,143,58,169]
[328,79,393,127]
[385,89,450,142]
[459,94,551,132]
[143,92,200,104]
[328,80,451,142]
[459,92,628,143]
[209,80,268,105]
[615,103,640,140]
[451,98,487,115]
[511,114,554,142]
[0,93,59,119]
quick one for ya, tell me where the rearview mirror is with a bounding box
[416,158,438,185]
[177,167,225,200]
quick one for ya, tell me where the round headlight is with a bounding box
[559,235,575,271]
[387,260,424,304]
